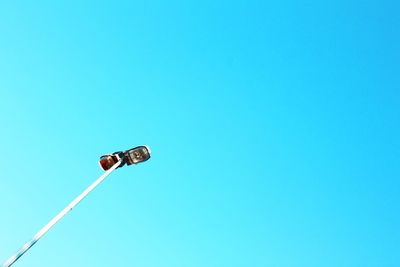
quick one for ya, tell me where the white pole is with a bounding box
[2,159,123,267]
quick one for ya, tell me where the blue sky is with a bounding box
[0,1,399,266]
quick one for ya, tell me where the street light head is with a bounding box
[124,145,151,165]
[99,146,151,171]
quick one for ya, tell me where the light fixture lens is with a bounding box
[99,155,118,171]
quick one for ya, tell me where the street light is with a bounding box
[2,145,151,267]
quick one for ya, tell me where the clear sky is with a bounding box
[0,1,399,267]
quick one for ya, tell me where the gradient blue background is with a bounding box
[0,1,399,266]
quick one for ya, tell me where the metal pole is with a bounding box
[2,159,123,267]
